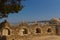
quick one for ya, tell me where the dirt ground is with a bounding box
[29,35,60,40]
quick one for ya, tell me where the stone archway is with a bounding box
[36,28,41,33]
[47,28,51,33]
[23,28,28,34]
[46,28,53,34]
[2,28,10,36]
[18,27,29,36]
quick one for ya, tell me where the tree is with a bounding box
[0,0,24,18]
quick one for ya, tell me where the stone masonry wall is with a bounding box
[0,22,57,40]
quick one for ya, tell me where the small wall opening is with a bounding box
[2,28,10,35]
[36,28,41,33]
[23,28,28,34]
[47,28,51,33]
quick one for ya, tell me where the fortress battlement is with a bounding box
[0,18,60,40]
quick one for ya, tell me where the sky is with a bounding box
[1,0,60,23]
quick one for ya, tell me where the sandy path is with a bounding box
[30,35,60,40]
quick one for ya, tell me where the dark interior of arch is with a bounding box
[8,29,10,35]
[36,28,41,33]
[23,28,28,34]
[47,28,51,33]
[5,28,10,35]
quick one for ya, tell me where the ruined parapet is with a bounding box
[0,20,15,37]
[42,24,56,36]
[17,22,31,36]
[49,18,60,24]
[30,22,43,36]
[0,19,59,40]
[0,20,57,36]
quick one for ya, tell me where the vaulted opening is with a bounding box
[2,28,10,35]
[36,28,41,33]
[47,28,51,33]
[23,28,28,34]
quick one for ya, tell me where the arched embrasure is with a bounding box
[23,28,28,34]
[36,28,41,33]
[2,28,10,35]
[47,28,52,33]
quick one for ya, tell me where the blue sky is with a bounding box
[1,0,60,23]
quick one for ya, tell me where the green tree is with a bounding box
[0,0,24,18]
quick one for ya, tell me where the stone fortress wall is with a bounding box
[0,18,60,40]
